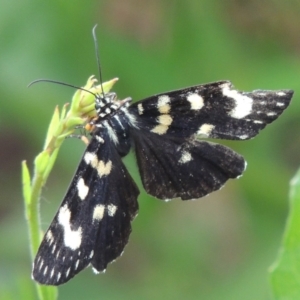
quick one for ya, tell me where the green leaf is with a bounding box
[269,168,300,299]
[36,285,58,300]
[44,106,60,150]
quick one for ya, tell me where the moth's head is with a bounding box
[95,92,117,113]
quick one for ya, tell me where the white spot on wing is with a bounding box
[92,267,102,274]
[43,266,48,276]
[276,102,285,107]
[84,152,97,165]
[157,95,171,114]
[77,177,89,200]
[197,124,215,137]
[75,259,80,270]
[66,268,70,278]
[39,259,44,270]
[95,135,104,144]
[179,151,192,164]
[187,93,204,110]
[84,152,112,178]
[93,204,105,221]
[137,103,144,115]
[222,83,253,119]
[58,205,82,250]
[46,230,54,245]
[277,91,286,96]
[107,204,118,217]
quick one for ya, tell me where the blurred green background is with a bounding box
[1,0,300,299]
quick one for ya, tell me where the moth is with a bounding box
[31,32,293,286]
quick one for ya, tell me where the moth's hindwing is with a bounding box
[132,130,246,200]
[32,128,139,285]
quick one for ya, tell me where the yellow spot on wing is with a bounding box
[97,160,112,177]
[151,115,173,135]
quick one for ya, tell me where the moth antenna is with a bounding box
[92,24,105,99]
[28,79,98,98]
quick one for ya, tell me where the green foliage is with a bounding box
[270,168,300,299]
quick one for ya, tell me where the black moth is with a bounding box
[32,78,293,285]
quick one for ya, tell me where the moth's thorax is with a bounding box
[93,93,134,157]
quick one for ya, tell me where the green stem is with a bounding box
[28,172,43,258]
[23,160,58,300]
